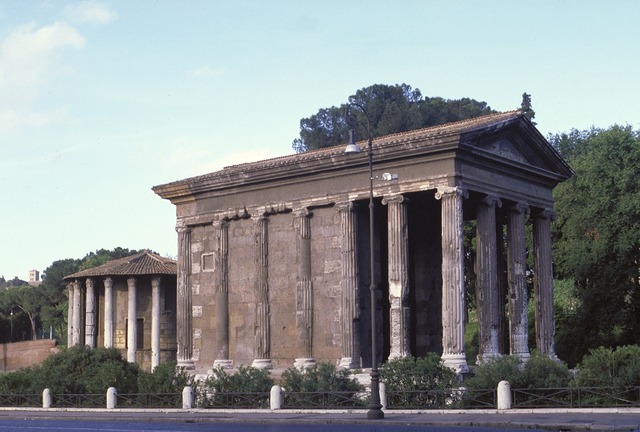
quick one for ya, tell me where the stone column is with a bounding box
[533,208,557,358]
[476,195,502,362]
[127,277,137,363]
[67,283,74,346]
[72,279,83,347]
[507,202,530,361]
[383,194,410,360]
[337,202,360,369]
[176,226,194,369]
[84,278,96,348]
[294,209,315,369]
[496,215,509,354]
[252,215,272,369]
[103,277,114,348]
[213,219,233,369]
[151,276,162,370]
[436,187,469,373]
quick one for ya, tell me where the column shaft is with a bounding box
[127,277,137,363]
[72,280,83,346]
[176,226,194,369]
[383,195,410,360]
[213,220,232,369]
[337,202,360,369]
[476,196,502,362]
[85,278,96,348]
[151,276,162,370]
[294,210,315,369]
[533,209,557,357]
[252,215,272,369]
[103,277,114,348]
[436,187,469,373]
[507,203,530,360]
[67,283,74,346]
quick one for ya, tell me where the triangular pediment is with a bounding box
[478,138,530,165]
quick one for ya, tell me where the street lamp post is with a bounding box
[344,103,384,420]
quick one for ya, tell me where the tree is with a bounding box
[550,125,640,360]
[292,83,495,153]
[520,92,536,124]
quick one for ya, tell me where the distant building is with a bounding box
[28,270,41,286]
[152,110,573,374]
[64,251,177,371]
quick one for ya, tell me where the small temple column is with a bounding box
[252,215,272,369]
[127,277,137,363]
[475,195,502,362]
[294,209,315,369]
[213,219,232,369]
[72,279,83,346]
[151,276,162,370]
[507,202,530,361]
[533,208,557,357]
[67,283,74,346]
[337,202,360,369]
[176,226,194,369]
[383,194,410,360]
[436,187,469,373]
[84,278,96,348]
[103,277,114,348]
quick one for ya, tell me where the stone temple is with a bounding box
[71,110,573,374]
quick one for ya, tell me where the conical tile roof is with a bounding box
[64,250,176,279]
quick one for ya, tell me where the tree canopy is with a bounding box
[292,83,495,153]
[550,125,640,361]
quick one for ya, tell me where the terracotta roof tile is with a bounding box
[64,250,176,280]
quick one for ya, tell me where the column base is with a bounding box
[294,357,316,370]
[338,356,359,369]
[251,358,273,369]
[213,359,233,369]
[442,353,469,374]
[177,359,195,370]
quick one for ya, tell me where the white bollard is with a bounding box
[106,387,117,409]
[379,382,387,410]
[42,388,52,408]
[182,386,194,409]
[270,385,283,410]
[497,380,512,410]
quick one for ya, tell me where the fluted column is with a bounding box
[213,219,232,369]
[84,278,96,348]
[294,209,316,369]
[103,277,114,348]
[72,279,83,347]
[176,226,194,369]
[127,277,137,363]
[337,202,360,369]
[533,208,557,358]
[252,215,272,369]
[476,195,502,362]
[436,187,469,373]
[383,194,410,360]
[507,202,530,361]
[67,283,74,346]
[151,276,162,370]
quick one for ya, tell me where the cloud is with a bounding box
[64,1,117,24]
[188,65,225,78]
[0,21,85,130]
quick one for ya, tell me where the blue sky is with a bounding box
[1,0,639,280]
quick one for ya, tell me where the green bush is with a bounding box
[574,345,640,389]
[199,365,273,408]
[280,363,364,407]
[380,354,459,391]
[137,361,194,394]
[466,352,572,390]
[281,363,363,393]
[37,346,140,394]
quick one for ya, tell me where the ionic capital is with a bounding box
[435,186,468,200]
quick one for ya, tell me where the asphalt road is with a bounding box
[0,419,545,432]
